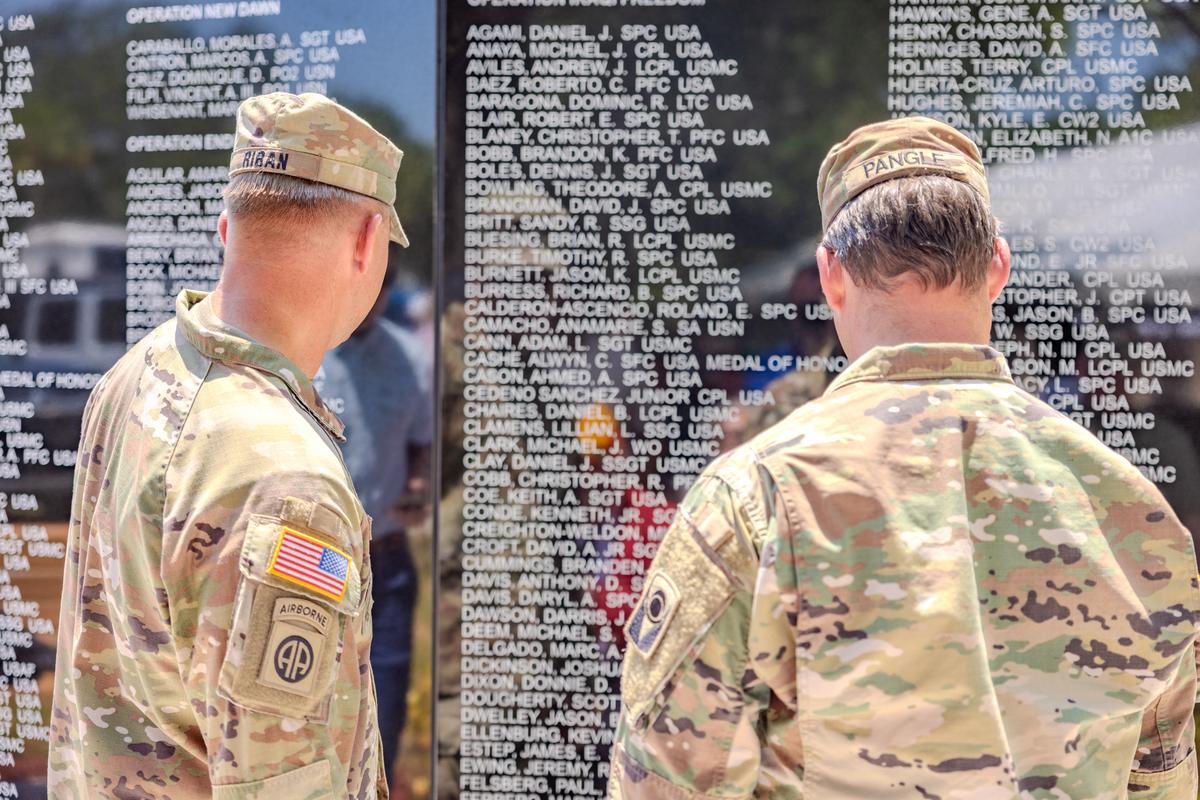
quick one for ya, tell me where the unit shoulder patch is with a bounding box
[257,596,329,695]
[627,572,680,658]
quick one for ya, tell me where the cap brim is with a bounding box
[388,206,409,247]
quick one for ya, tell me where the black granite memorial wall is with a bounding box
[438,1,1200,797]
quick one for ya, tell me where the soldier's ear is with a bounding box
[816,245,846,313]
[217,210,229,246]
[353,212,384,274]
[986,236,1011,304]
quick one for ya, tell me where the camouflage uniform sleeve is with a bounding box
[1194,557,1200,708]
[1128,514,1200,797]
[609,469,801,799]
[161,471,378,797]
[1130,646,1198,796]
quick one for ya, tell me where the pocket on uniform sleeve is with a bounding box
[620,502,748,728]
[1129,751,1198,799]
[218,516,362,722]
[212,760,333,800]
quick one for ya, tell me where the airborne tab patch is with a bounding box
[267,528,350,602]
[257,596,329,695]
[627,572,681,658]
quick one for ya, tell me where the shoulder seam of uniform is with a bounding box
[755,432,808,460]
[760,457,796,543]
[160,354,215,544]
[708,459,771,555]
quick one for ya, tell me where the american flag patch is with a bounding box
[267,528,350,602]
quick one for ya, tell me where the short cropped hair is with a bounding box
[223,171,371,229]
[821,175,996,292]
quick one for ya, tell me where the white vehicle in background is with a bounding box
[7,222,126,516]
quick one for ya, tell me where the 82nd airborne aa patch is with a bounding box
[257,596,331,695]
[627,572,681,658]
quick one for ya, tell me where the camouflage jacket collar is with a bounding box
[826,343,1013,394]
[175,289,347,442]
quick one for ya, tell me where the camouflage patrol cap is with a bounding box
[817,116,989,233]
[229,92,409,246]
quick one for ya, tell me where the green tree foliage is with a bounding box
[11,1,434,280]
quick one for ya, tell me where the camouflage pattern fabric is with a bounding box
[610,343,1200,799]
[229,92,409,247]
[49,290,387,799]
[816,116,990,232]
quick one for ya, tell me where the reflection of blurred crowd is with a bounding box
[318,249,434,796]
[733,260,843,439]
[435,304,467,800]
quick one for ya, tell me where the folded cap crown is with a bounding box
[817,116,989,234]
[230,92,409,246]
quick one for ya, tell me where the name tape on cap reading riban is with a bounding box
[817,116,990,233]
[227,91,409,247]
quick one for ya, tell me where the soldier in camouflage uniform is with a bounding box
[609,117,1200,799]
[49,93,409,798]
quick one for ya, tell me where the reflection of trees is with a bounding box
[1142,4,1200,130]
[349,98,435,279]
[443,0,893,271]
[12,1,434,274]
[14,2,134,222]
[694,1,890,260]
[1161,3,1200,43]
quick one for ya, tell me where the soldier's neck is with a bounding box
[841,284,993,362]
[209,248,339,379]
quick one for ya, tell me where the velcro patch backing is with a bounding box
[619,506,744,727]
